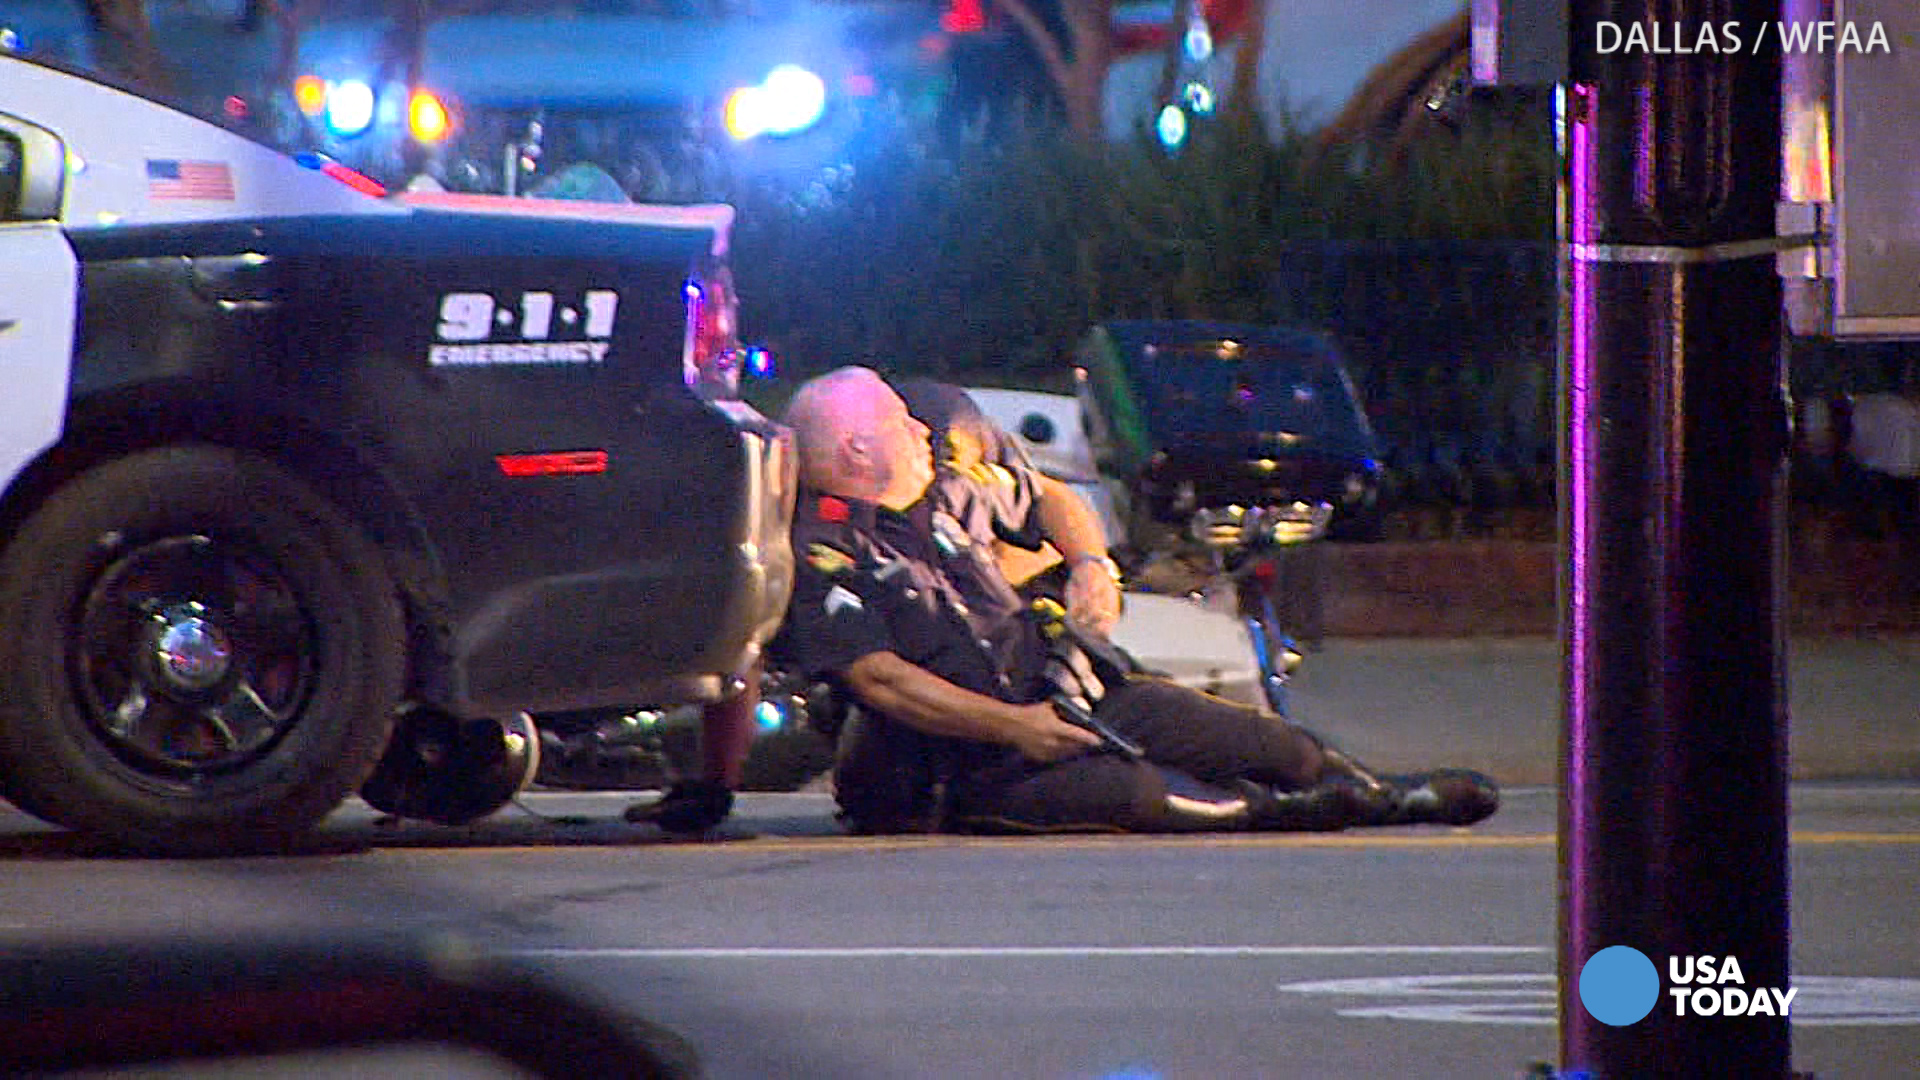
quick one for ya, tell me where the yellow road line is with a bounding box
[388,830,1920,855]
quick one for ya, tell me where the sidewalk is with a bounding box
[1109,595,1920,787]
[1284,635,1920,787]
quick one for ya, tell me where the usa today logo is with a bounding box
[1579,946,1799,1025]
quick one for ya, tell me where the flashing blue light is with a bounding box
[745,346,775,379]
[1182,81,1215,116]
[754,700,786,732]
[1183,16,1213,63]
[323,79,377,138]
[684,280,703,302]
[761,65,827,134]
[1156,105,1188,151]
[725,65,828,140]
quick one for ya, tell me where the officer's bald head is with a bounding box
[785,367,888,484]
[786,367,933,509]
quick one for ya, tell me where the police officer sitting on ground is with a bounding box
[775,366,1499,834]
[891,378,1124,635]
[628,377,1124,836]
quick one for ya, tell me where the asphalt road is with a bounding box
[4,785,1918,1079]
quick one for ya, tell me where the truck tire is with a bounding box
[0,772,69,827]
[0,446,405,855]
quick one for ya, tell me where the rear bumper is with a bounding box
[447,407,796,716]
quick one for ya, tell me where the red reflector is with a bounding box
[496,451,608,477]
[321,162,387,198]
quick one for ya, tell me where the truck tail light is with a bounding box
[683,270,743,396]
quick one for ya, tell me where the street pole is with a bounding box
[1560,0,1791,1076]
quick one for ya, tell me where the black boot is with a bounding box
[1301,734,1398,827]
[1303,732,1499,828]
[624,780,735,834]
[1379,769,1501,827]
[1236,781,1354,832]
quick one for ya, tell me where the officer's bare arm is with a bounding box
[1030,473,1123,635]
[844,651,1100,763]
[993,472,1122,636]
[1030,473,1110,568]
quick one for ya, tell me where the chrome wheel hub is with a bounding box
[149,605,233,692]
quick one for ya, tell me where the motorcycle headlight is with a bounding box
[1191,502,1333,549]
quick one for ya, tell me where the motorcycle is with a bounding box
[1181,499,1334,720]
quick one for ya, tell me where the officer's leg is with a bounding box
[623,670,757,834]
[1095,677,1499,827]
[945,753,1353,834]
[946,754,1160,834]
[830,710,946,834]
[1093,677,1322,788]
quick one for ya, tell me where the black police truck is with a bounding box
[0,56,795,853]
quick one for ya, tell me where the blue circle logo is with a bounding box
[1579,946,1660,1026]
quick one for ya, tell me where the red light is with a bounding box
[685,269,743,395]
[320,162,387,198]
[223,95,250,120]
[496,451,609,477]
[940,0,986,33]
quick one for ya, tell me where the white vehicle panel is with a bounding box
[0,56,399,226]
[1110,591,1261,705]
[396,191,735,255]
[0,220,76,490]
[964,386,1100,483]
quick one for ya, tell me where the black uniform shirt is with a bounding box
[779,490,1052,709]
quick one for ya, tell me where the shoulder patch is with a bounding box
[965,462,1017,488]
[806,542,856,575]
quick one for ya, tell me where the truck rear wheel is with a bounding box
[0,447,405,855]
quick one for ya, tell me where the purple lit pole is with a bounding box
[1561,0,1790,1076]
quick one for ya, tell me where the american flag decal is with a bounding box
[145,159,236,201]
